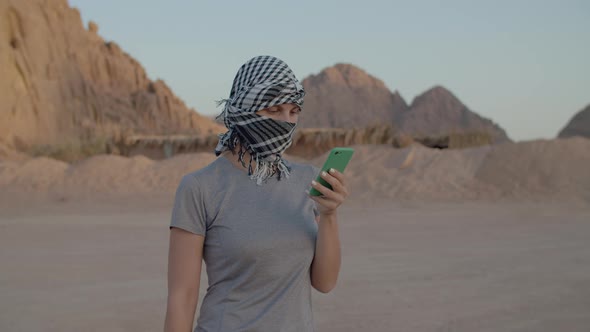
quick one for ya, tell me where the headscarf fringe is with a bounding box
[248,154,291,185]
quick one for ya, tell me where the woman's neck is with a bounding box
[220,148,253,170]
[220,145,279,173]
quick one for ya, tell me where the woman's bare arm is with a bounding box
[310,212,341,293]
[164,227,205,332]
[309,168,348,293]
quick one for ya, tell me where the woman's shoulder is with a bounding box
[177,157,227,188]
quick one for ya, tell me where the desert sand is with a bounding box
[1,200,589,332]
[1,139,590,331]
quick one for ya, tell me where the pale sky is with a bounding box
[69,0,590,141]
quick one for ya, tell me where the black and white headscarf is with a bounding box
[215,55,305,185]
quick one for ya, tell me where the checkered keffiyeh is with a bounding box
[214,55,306,185]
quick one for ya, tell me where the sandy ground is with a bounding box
[1,199,589,332]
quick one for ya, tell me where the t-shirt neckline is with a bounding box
[216,154,293,177]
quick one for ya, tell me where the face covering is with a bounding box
[214,55,305,185]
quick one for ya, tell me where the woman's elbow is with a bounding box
[312,280,337,294]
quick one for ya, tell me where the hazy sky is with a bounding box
[69,0,590,141]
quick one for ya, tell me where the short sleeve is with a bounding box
[169,174,207,236]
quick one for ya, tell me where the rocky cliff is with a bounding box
[0,0,223,151]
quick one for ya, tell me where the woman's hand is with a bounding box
[308,168,349,216]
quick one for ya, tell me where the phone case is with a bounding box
[309,147,354,196]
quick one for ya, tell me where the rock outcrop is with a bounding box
[298,64,510,142]
[401,86,510,142]
[298,64,408,128]
[0,0,223,151]
[558,104,590,139]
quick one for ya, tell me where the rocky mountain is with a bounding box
[298,64,408,128]
[558,104,590,139]
[401,86,509,142]
[0,0,223,151]
[298,64,510,142]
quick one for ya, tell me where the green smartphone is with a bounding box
[309,147,354,196]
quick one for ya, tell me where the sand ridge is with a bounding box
[1,137,588,206]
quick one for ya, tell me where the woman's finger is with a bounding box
[310,180,340,201]
[327,168,346,187]
[323,170,350,198]
[319,171,345,194]
[309,194,338,210]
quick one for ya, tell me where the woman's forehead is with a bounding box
[256,103,300,115]
[273,103,298,110]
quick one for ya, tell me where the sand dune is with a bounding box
[0,138,588,205]
[333,137,590,203]
[475,137,590,201]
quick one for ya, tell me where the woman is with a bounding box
[164,55,349,332]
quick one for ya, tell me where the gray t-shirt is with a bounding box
[169,155,320,332]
